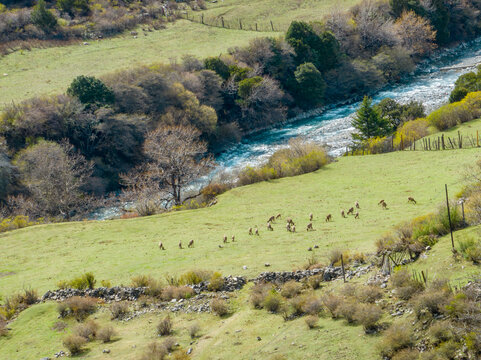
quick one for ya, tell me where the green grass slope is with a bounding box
[0,20,279,107]
[1,148,479,297]
[196,0,360,31]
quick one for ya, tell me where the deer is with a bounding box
[231,235,235,242]
[354,212,359,219]
[267,222,274,231]
[255,227,259,236]
[355,201,360,209]
[276,213,282,219]
[248,227,253,235]
[291,225,296,233]
[341,210,346,218]
[188,239,194,248]
[268,215,276,223]
[325,214,332,222]
[309,213,313,221]
[223,235,228,243]
[378,200,385,206]
[286,223,291,232]
[408,197,417,204]
[178,240,183,249]
[159,241,165,250]
[347,207,354,215]
[381,201,388,210]
[306,222,314,231]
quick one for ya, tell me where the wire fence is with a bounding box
[176,11,279,32]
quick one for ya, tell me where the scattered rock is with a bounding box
[83,42,89,45]
[257,336,262,341]
[187,348,193,355]
[242,265,247,270]
[264,263,271,267]
[102,349,110,354]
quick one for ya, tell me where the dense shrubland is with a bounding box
[1,0,481,223]
[0,0,205,54]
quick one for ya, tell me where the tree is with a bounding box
[204,57,230,80]
[0,144,15,201]
[31,0,57,33]
[13,141,93,218]
[142,125,214,206]
[394,11,437,56]
[294,63,326,109]
[67,75,115,106]
[352,96,391,141]
[57,0,89,16]
[376,98,425,130]
[449,67,481,103]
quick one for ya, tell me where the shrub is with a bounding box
[263,290,283,313]
[327,249,349,266]
[66,272,96,290]
[131,275,156,288]
[392,349,421,360]
[428,321,453,345]
[74,320,98,340]
[62,296,97,321]
[335,300,359,323]
[157,316,172,336]
[354,304,383,332]
[178,270,212,285]
[31,0,57,33]
[63,334,87,355]
[110,302,129,320]
[302,296,323,315]
[21,288,38,305]
[100,280,112,287]
[305,315,319,329]
[67,75,115,106]
[458,237,481,263]
[160,286,194,301]
[211,298,229,317]
[200,182,231,201]
[0,317,7,337]
[307,275,323,289]
[207,272,224,292]
[322,294,342,318]
[97,326,116,343]
[391,269,424,300]
[189,323,200,338]
[414,290,451,319]
[280,280,303,299]
[289,295,307,316]
[394,118,430,148]
[250,283,271,309]
[355,285,383,304]
[140,341,168,360]
[378,322,414,358]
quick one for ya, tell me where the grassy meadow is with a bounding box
[0,20,279,107]
[194,0,360,31]
[1,148,480,297]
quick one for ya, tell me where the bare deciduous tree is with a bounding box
[141,125,214,206]
[13,141,93,218]
[394,11,437,56]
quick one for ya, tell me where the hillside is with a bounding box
[1,148,479,296]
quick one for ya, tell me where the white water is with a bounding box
[215,38,481,173]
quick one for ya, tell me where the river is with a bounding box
[214,38,481,174]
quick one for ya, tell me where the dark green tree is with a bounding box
[449,67,481,102]
[67,76,115,106]
[31,0,57,33]
[352,96,391,141]
[204,57,230,80]
[57,0,89,16]
[376,98,425,129]
[286,21,340,72]
[294,63,326,109]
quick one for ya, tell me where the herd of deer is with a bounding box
[157,197,417,250]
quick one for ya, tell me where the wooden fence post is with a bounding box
[221,17,224,28]
[239,19,242,30]
[442,134,445,150]
[341,254,346,283]
[445,184,455,250]
[477,130,479,147]
[201,13,204,24]
[270,20,274,31]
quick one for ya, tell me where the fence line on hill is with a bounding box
[176,11,279,32]
[345,130,481,156]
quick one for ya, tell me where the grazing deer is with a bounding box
[231,235,235,242]
[381,201,388,210]
[223,235,228,243]
[355,201,360,209]
[354,212,359,219]
[276,213,282,219]
[309,213,313,221]
[408,197,417,204]
[159,241,165,250]
[325,214,332,222]
[307,222,314,231]
[291,225,296,233]
[188,239,194,248]
[268,215,275,223]
[347,207,354,215]
[255,227,259,236]
[341,210,346,218]
[267,222,274,231]
[178,240,183,249]
[248,227,253,235]
[378,200,385,206]
[286,223,291,232]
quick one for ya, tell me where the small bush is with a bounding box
[140,341,168,360]
[305,315,319,329]
[63,334,87,355]
[335,300,359,323]
[100,280,112,287]
[178,270,212,285]
[414,290,451,319]
[307,275,323,289]
[281,280,303,298]
[210,298,229,317]
[354,304,383,332]
[189,323,200,338]
[157,316,173,336]
[131,275,155,287]
[110,302,129,320]
[63,272,96,290]
[161,286,194,301]
[22,288,38,305]
[302,296,323,315]
[74,320,98,340]
[378,322,414,358]
[250,283,271,309]
[391,269,424,300]
[290,295,307,316]
[201,182,231,201]
[458,237,481,263]
[392,349,420,360]
[428,321,453,345]
[263,291,284,313]
[62,296,97,321]
[355,285,383,304]
[207,272,224,292]
[97,326,116,343]
[322,294,342,318]
[0,317,7,337]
